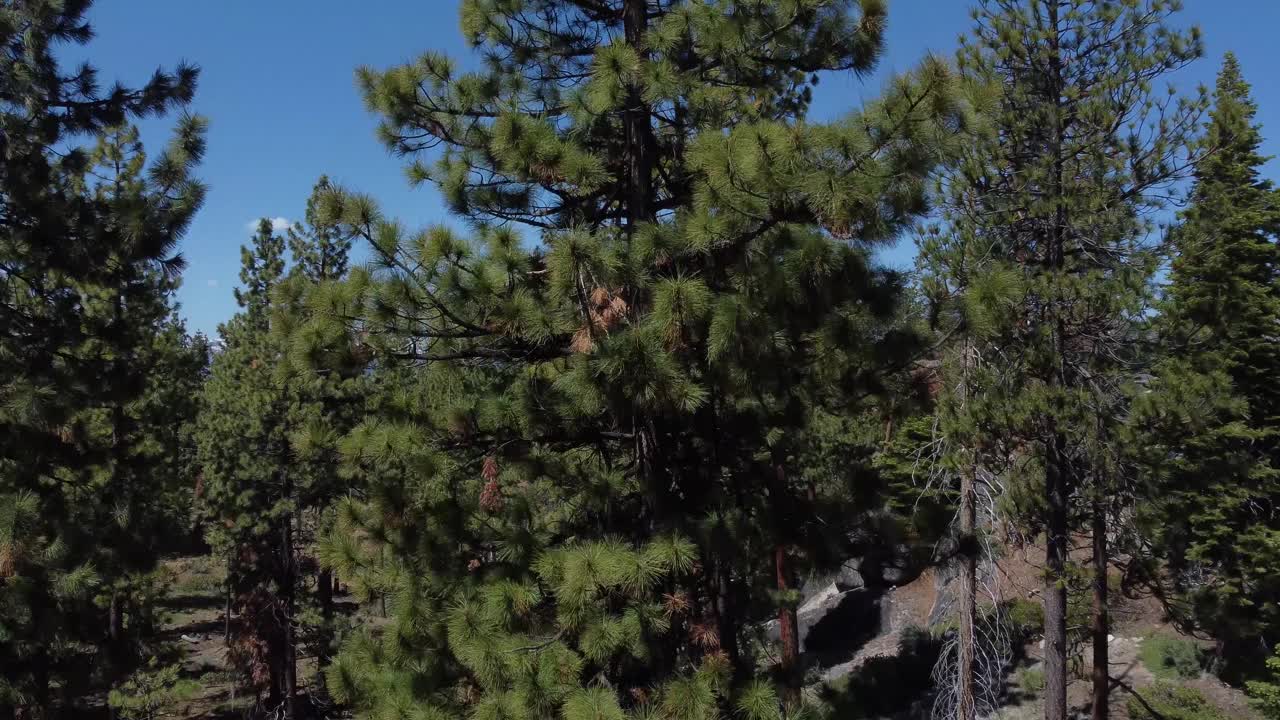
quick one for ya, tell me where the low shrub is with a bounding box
[1246,643,1280,719]
[1141,633,1204,680]
[1127,681,1225,720]
[1016,667,1045,695]
[1004,597,1044,639]
[108,658,200,720]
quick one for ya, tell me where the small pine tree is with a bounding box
[108,659,200,720]
[1248,644,1280,720]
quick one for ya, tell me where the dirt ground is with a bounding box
[157,556,353,719]
[852,537,1261,719]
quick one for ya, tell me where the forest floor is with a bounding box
[155,549,1258,720]
[807,538,1260,719]
[156,555,248,719]
[869,542,1259,720]
[155,555,361,720]
[993,544,1259,720]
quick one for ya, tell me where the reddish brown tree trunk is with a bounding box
[775,544,800,706]
[282,513,297,720]
[1044,434,1069,720]
[1091,498,1109,720]
[109,592,124,646]
[318,567,334,669]
[224,571,233,644]
[710,557,740,673]
[771,460,801,706]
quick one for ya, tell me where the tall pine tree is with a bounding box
[275,176,361,682]
[938,2,1204,718]
[196,219,300,717]
[1133,52,1280,670]
[0,2,203,713]
[198,185,361,718]
[289,1,974,719]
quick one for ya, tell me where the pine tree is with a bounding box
[196,219,299,716]
[0,2,203,713]
[287,176,350,283]
[274,176,361,680]
[198,192,360,717]
[940,3,1204,718]
[917,210,1022,720]
[70,124,212,664]
[1133,53,1280,669]
[289,1,973,718]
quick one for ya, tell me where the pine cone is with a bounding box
[479,479,504,513]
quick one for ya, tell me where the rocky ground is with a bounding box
[796,541,1260,719]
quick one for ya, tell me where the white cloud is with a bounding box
[244,217,292,234]
[207,279,219,288]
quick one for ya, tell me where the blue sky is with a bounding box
[78,0,1280,337]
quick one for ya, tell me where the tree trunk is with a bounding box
[109,591,124,647]
[30,650,49,720]
[622,0,654,230]
[1091,498,1109,720]
[1044,434,1069,720]
[282,513,298,720]
[775,543,800,707]
[318,567,334,669]
[958,464,977,720]
[224,572,233,644]
[1044,6,1070,712]
[767,459,801,706]
[379,545,388,618]
[714,560,741,675]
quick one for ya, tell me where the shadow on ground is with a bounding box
[814,629,943,720]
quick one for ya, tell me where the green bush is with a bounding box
[1141,633,1204,680]
[1004,597,1045,639]
[108,659,200,720]
[1246,643,1280,719]
[1016,667,1046,695]
[1127,681,1225,720]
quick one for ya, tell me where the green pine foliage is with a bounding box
[286,176,351,283]
[0,1,205,712]
[75,124,212,661]
[196,218,297,704]
[1127,681,1226,720]
[1248,644,1280,719]
[196,178,363,712]
[285,1,976,718]
[1132,53,1280,663]
[920,1,1206,717]
[108,659,201,720]
[11,2,1280,718]
[1140,634,1204,681]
